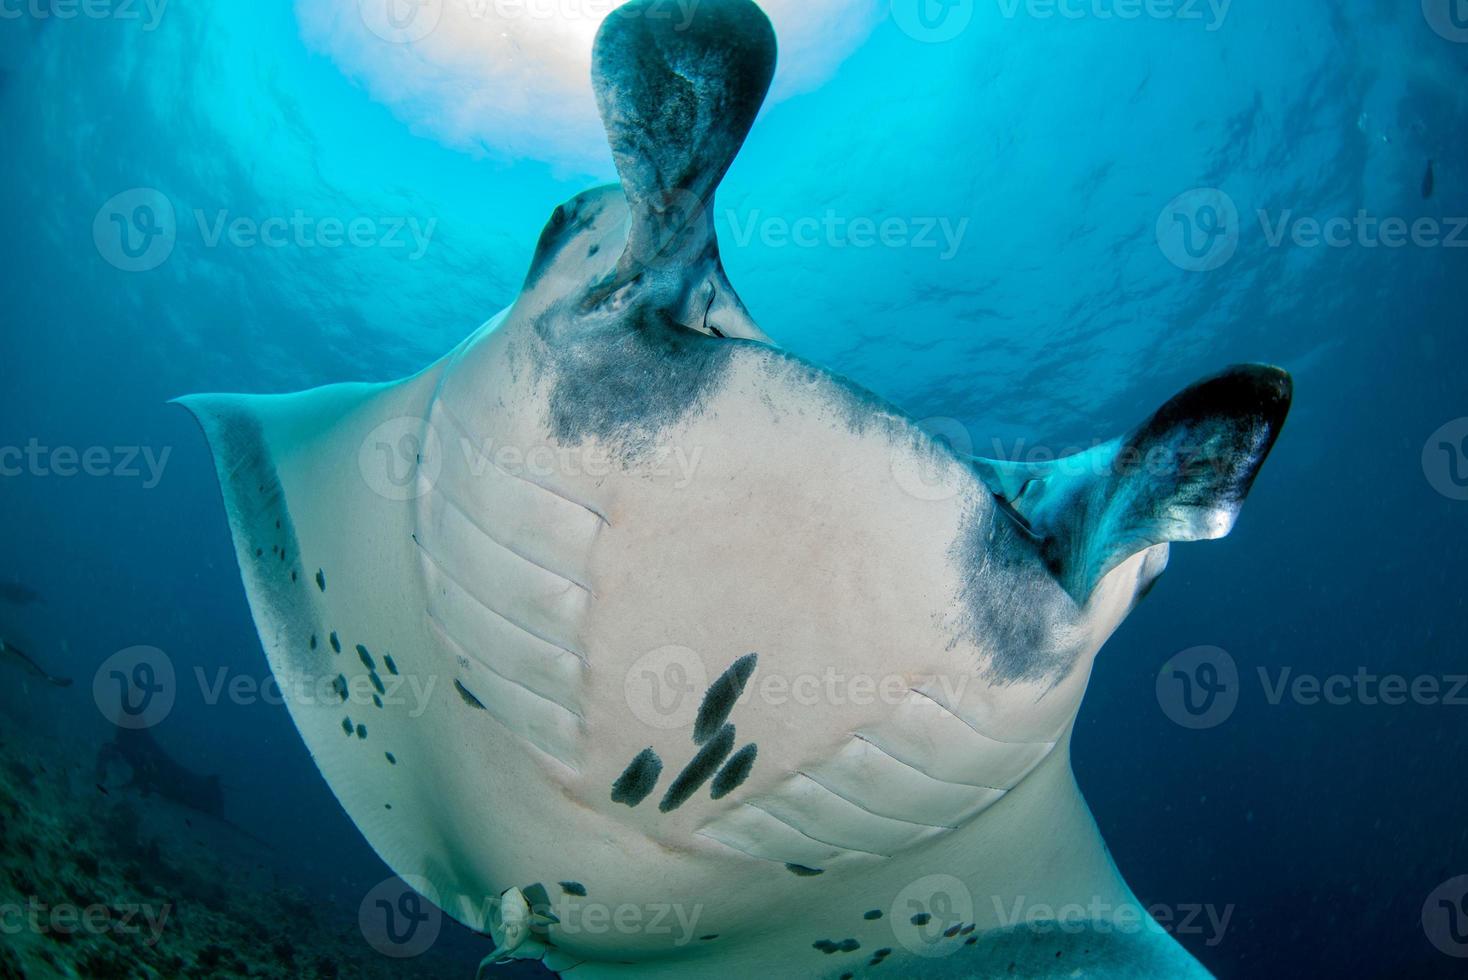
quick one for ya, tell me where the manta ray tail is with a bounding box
[589,0,775,341]
[974,364,1293,604]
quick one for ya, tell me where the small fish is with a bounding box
[1422,160,1435,200]
[0,639,73,687]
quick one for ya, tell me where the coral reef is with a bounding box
[0,738,467,979]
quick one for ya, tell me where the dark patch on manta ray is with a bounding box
[356,644,376,671]
[341,717,353,736]
[316,569,326,592]
[611,748,663,807]
[383,654,399,676]
[748,344,915,439]
[385,752,397,765]
[785,864,824,877]
[179,401,313,671]
[538,304,739,462]
[694,653,757,744]
[710,743,757,800]
[812,938,860,955]
[949,492,1078,686]
[864,909,883,920]
[329,632,341,654]
[454,680,486,711]
[658,723,735,813]
[559,881,587,897]
[332,675,348,702]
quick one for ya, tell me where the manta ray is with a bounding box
[179,1,1290,976]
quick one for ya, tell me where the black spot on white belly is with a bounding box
[658,724,735,813]
[611,748,663,807]
[709,743,757,800]
[454,680,486,711]
[694,653,757,745]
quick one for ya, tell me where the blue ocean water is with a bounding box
[0,0,1464,977]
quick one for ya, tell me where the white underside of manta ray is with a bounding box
[178,2,1291,977]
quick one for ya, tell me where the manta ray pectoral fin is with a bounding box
[587,0,775,341]
[974,364,1293,604]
